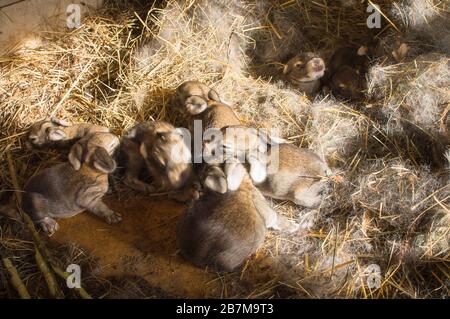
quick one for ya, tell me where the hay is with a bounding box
[0,0,449,298]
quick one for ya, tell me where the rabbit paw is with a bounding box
[40,217,60,236]
[105,212,122,224]
[169,188,200,202]
[144,184,158,194]
[277,216,300,233]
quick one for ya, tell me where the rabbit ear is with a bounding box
[282,63,291,75]
[248,157,267,184]
[47,127,66,141]
[357,46,368,56]
[225,163,246,191]
[68,143,83,170]
[139,142,149,159]
[283,55,299,75]
[185,96,208,115]
[259,130,287,146]
[92,147,116,173]
[50,117,70,127]
[208,89,221,102]
[204,174,228,194]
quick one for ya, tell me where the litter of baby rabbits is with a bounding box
[0,0,449,299]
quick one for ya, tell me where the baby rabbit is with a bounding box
[120,138,153,193]
[205,126,330,207]
[329,65,366,100]
[176,80,221,115]
[326,46,371,100]
[193,100,241,186]
[283,52,326,96]
[177,172,299,272]
[22,132,121,235]
[189,99,240,131]
[257,143,331,208]
[177,83,241,194]
[26,117,109,149]
[123,121,198,201]
[198,164,229,194]
[176,80,239,130]
[203,125,285,190]
[328,46,370,75]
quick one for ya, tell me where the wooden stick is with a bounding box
[7,151,92,299]
[35,248,64,299]
[2,258,31,299]
[6,152,54,261]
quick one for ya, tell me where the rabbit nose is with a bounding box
[312,58,323,68]
[28,136,39,144]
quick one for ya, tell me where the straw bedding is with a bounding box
[0,0,448,298]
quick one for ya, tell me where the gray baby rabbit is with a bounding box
[283,52,326,96]
[26,117,109,149]
[22,132,121,235]
[177,172,299,272]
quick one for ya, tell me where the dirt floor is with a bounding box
[50,196,215,297]
[49,195,277,298]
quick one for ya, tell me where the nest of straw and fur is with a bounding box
[0,0,448,298]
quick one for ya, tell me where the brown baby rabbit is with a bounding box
[192,100,241,184]
[328,46,370,75]
[205,126,330,207]
[176,80,239,130]
[120,123,154,193]
[176,80,221,115]
[198,164,229,194]
[123,121,198,201]
[203,125,286,190]
[120,138,153,193]
[22,132,121,235]
[283,52,326,96]
[326,46,371,100]
[184,93,240,194]
[257,143,331,208]
[329,65,366,100]
[177,172,299,272]
[26,117,109,149]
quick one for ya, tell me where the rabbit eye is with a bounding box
[294,61,303,68]
[156,132,167,141]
